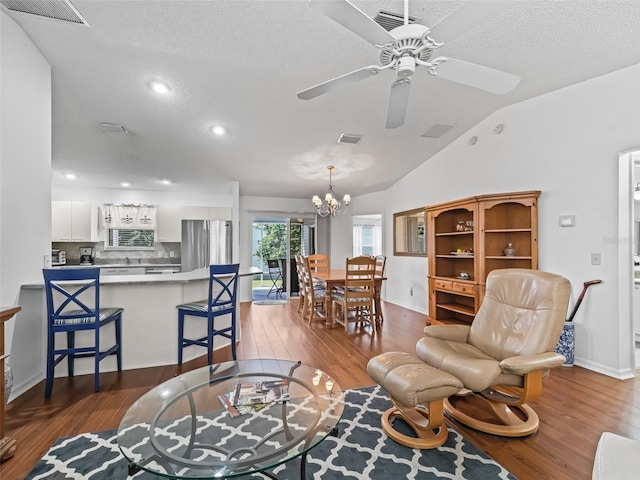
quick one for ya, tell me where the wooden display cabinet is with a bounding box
[426,191,540,326]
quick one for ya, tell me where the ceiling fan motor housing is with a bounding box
[397,56,416,77]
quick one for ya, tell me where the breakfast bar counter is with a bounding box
[10,267,259,399]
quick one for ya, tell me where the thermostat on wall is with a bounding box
[559,215,575,227]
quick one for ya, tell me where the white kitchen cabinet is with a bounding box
[184,206,210,220]
[156,205,185,242]
[184,206,232,221]
[52,201,95,242]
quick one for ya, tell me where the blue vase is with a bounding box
[555,322,575,366]
[3,359,12,403]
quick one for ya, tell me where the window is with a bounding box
[108,229,155,249]
[353,215,382,257]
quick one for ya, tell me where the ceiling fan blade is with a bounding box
[297,65,380,100]
[386,78,411,129]
[433,57,520,95]
[309,0,395,47]
[429,0,526,44]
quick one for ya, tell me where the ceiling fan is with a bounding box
[297,0,523,128]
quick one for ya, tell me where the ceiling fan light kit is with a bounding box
[298,0,522,129]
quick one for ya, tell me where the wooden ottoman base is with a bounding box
[367,351,463,449]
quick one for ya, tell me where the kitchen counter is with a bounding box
[10,266,260,400]
[53,263,180,269]
[22,267,256,288]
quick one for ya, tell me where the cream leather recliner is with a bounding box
[417,268,571,437]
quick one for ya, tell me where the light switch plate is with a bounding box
[591,253,601,265]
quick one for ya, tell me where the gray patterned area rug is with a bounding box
[25,385,517,479]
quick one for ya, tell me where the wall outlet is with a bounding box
[95,251,101,258]
[591,253,601,265]
[157,251,163,258]
[169,251,175,258]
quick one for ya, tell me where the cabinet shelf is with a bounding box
[428,317,472,327]
[485,256,532,260]
[435,231,473,237]
[436,303,475,316]
[484,228,532,233]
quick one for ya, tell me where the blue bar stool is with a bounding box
[176,263,240,365]
[43,268,123,398]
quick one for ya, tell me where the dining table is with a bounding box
[311,270,386,327]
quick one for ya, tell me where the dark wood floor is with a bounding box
[1,299,639,479]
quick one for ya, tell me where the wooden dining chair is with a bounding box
[43,268,124,398]
[373,255,386,325]
[374,255,386,277]
[331,256,376,333]
[308,253,329,287]
[302,256,327,325]
[294,255,307,315]
[176,263,239,365]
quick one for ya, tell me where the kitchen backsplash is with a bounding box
[52,241,181,265]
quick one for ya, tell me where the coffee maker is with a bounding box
[80,246,95,265]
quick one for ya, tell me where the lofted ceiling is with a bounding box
[4,0,640,200]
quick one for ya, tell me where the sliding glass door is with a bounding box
[251,215,315,302]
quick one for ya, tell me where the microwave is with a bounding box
[51,249,66,265]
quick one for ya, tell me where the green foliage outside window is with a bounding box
[254,223,302,264]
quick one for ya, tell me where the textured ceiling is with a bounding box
[4,0,640,199]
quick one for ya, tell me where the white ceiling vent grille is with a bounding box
[100,122,128,134]
[0,0,89,26]
[338,133,363,144]
[422,123,456,138]
[373,10,421,32]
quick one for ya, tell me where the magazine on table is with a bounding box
[218,380,289,417]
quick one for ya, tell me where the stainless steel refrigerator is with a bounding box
[181,220,232,272]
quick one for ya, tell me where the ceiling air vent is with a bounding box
[100,122,128,134]
[0,0,89,26]
[338,133,362,145]
[422,123,456,139]
[373,10,421,32]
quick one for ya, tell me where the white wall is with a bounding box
[368,63,640,378]
[0,12,52,394]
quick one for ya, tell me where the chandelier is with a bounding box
[312,165,351,217]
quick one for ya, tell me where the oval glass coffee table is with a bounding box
[117,359,344,479]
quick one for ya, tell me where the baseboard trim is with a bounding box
[575,357,636,380]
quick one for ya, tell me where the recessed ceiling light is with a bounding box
[150,81,170,94]
[211,125,226,136]
[120,181,131,187]
[65,173,78,180]
[160,179,173,185]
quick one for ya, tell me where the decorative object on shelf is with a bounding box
[457,272,471,279]
[3,359,12,404]
[464,220,474,231]
[504,243,516,256]
[312,165,350,217]
[456,220,465,231]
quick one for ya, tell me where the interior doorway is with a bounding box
[619,150,640,371]
[251,215,316,304]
